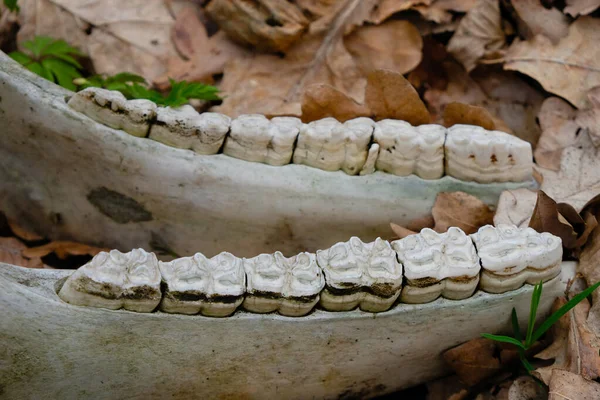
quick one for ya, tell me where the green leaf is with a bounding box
[4,0,19,12]
[105,72,146,85]
[526,281,543,347]
[22,36,54,58]
[531,281,600,343]
[41,58,81,90]
[50,53,82,69]
[8,51,32,65]
[480,333,526,349]
[511,308,522,342]
[40,39,83,58]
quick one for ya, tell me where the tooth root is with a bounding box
[341,117,374,175]
[68,88,156,138]
[293,118,344,171]
[317,237,402,312]
[268,117,302,166]
[159,251,245,317]
[359,143,380,176]
[243,251,324,316]
[445,124,533,183]
[58,249,161,312]
[471,224,562,294]
[223,114,272,163]
[392,227,480,304]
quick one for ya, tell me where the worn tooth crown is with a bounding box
[445,124,533,183]
[223,114,273,163]
[268,117,302,166]
[340,117,374,175]
[280,251,325,298]
[293,117,345,171]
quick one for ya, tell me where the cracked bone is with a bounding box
[243,251,324,316]
[359,143,380,176]
[471,224,563,293]
[159,251,245,317]
[316,237,403,312]
[58,249,161,312]
[67,87,156,137]
[148,105,231,154]
[445,124,533,183]
[373,120,445,179]
[392,228,480,303]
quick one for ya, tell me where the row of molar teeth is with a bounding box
[57,225,563,316]
[67,88,534,183]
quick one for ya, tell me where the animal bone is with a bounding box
[341,117,375,175]
[223,114,272,163]
[471,224,563,293]
[445,125,533,183]
[392,227,480,303]
[359,143,380,176]
[267,117,303,166]
[67,87,156,137]
[148,105,231,154]
[58,249,161,312]
[373,120,445,179]
[293,117,345,171]
[243,251,325,316]
[158,251,245,317]
[316,237,403,312]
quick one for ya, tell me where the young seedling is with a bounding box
[4,0,18,12]
[482,280,600,373]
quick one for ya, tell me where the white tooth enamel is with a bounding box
[68,88,156,138]
[341,117,374,175]
[293,117,345,171]
[445,124,533,183]
[159,251,245,317]
[243,251,324,316]
[268,117,302,166]
[373,120,445,179]
[392,227,480,303]
[223,114,272,163]
[148,106,230,154]
[359,143,380,176]
[316,237,403,312]
[471,224,563,293]
[58,249,161,312]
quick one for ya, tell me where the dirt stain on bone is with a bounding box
[87,187,153,224]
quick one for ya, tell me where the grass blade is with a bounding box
[511,308,522,342]
[526,281,543,347]
[481,333,526,349]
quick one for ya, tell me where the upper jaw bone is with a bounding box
[67,87,156,138]
[58,248,162,312]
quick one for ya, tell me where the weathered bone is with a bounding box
[359,143,380,176]
[159,251,245,317]
[392,228,480,303]
[243,251,324,316]
[341,117,374,175]
[68,87,156,137]
[317,237,403,312]
[293,117,345,171]
[223,114,272,163]
[471,224,563,293]
[445,124,533,183]
[148,105,231,154]
[267,117,303,165]
[58,248,161,312]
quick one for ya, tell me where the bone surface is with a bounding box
[58,249,161,312]
[243,251,324,316]
[359,143,380,176]
[373,120,445,179]
[445,124,533,183]
[340,117,374,175]
[67,87,156,137]
[471,224,563,293]
[392,228,480,303]
[159,252,245,317]
[293,117,345,171]
[148,105,230,154]
[267,117,303,165]
[317,237,403,312]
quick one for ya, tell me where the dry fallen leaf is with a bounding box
[564,0,600,17]
[504,17,600,109]
[511,0,569,44]
[529,190,578,249]
[576,87,600,148]
[22,241,108,260]
[301,83,370,122]
[534,97,580,171]
[7,217,43,241]
[446,0,505,72]
[579,215,600,337]
[493,188,538,228]
[431,191,494,234]
[389,223,417,240]
[548,370,600,400]
[443,101,495,130]
[0,237,45,268]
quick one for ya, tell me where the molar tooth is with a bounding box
[317,237,402,312]
[58,248,161,312]
[159,251,245,317]
[223,114,272,163]
[392,228,480,303]
[359,143,380,176]
[268,117,302,166]
[293,117,345,171]
[68,87,156,137]
[415,124,445,179]
[471,224,562,294]
[340,117,374,175]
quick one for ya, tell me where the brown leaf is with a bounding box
[579,222,600,338]
[575,87,600,148]
[494,188,538,228]
[534,297,600,385]
[529,190,578,249]
[368,0,426,24]
[22,241,108,260]
[364,69,431,124]
[301,84,370,122]
[446,0,505,72]
[534,97,580,171]
[504,17,600,109]
[564,0,600,17]
[512,0,569,44]
[7,217,44,241]
[0,237,45,269]
[431,192,494,234]
[443,101,495,130]
[548,370,600,400]
[389,223,417,240]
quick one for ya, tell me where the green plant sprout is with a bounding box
[9,36,84,90]
[3,0,18,12]
[482,280,600,373]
